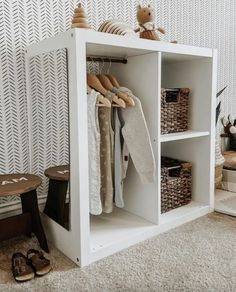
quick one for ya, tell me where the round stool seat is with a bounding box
[0,174,42,197]
[44,165,69,181]
[0,173,48,252]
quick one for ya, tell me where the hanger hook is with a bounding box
[100,57,105,74]
[90,56,95,73]
[107,58,111,74]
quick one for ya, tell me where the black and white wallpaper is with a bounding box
[0,0,235,207]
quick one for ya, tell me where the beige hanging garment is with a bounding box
[98,92,115,213]
[87,89,102,215]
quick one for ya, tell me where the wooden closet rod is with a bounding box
[86,56,127,64]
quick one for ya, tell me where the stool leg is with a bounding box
[44,179,68,227]
[21,190,49,252]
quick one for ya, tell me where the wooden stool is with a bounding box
[44,165,69,227]
[0,174,49,252]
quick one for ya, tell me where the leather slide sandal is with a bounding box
[27,249,51,276]
[12,252,35,282]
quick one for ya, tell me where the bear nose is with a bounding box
[148,12,151,15]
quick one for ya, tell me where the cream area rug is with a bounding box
[0,212,236,292]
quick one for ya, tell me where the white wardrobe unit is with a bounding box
[26,29,216,267]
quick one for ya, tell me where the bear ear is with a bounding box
[137,4,141,10]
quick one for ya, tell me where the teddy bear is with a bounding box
[134,4,165,41]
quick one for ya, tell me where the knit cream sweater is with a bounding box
[119,87,156,183]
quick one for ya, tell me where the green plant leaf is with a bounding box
[215,86,227,126]
[216,101,221,125]
[216,86,227,98]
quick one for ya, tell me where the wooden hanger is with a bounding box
[87,74,107,96]
[97,74,114,91]
[104,74,135,107]
[106,74,120,88]
[112,95,126,108]
[87,84,111,108]
[97,74,135,107]
[87,74,126,108]
[96,95,111,108]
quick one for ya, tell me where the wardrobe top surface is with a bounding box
[26,29,214,61]
[78,29,213,58]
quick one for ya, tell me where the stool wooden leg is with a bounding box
[21,190,49,252]
[44,179,68,227]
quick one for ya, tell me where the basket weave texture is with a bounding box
[161,88,190,134]
[161,157,192,213]
[215,164,223,189]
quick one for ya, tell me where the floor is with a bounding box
[215,189,236,216]
[0,212,236,292]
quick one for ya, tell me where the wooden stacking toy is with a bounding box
[98,19,138,37]
[71,3,91,29]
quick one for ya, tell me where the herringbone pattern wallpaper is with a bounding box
[0,0,235,206]
[29,49,69,199]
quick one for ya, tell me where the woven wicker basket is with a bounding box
[215,164,223,189]
[161,157,192,213]
[215,139,225,188]
[161,88,190,134]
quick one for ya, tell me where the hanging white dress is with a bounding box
[87,90,102,215]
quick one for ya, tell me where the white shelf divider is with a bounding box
[160,201,210,225]
[90,207,156,253]
[161,130,210,142]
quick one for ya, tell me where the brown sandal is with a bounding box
[12,252,35,282]
[27,249,51,276]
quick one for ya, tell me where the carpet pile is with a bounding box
[0,212,236,291]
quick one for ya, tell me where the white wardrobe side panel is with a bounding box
[74,33,90,267]
[26,31,89,267]
[110,53,161,224]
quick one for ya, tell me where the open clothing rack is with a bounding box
[87,55,128,64]
[26,28,216,267]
